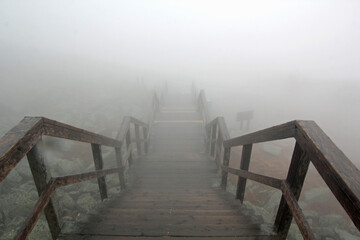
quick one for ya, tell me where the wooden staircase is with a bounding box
[1,85,359,240]
[58,92,277,239]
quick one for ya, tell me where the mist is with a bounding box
[1,0,360,239]
[1,0,359,160]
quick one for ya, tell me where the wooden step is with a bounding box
[59,235,278,240]
[58,96,278,239]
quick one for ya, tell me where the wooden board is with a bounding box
[60,93,277,239]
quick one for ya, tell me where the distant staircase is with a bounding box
[0,83,359,240]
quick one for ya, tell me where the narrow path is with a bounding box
[59,92,278,239]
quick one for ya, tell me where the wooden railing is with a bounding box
[197,90,360,240]
[0,93,160,240]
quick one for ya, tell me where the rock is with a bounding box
[319,214,346,228]
[304,187,331,204]
[52,157,84,176]
[61,193,76,210]
[334,228,360,240]
[107,186,120,196]
[107,174,119,189]
[262,190,281,216]
[312,227,336,238]
[30,217,52,240]
[14,160,32,179]
[303,210,319,220]
[5,170,22,185]
[81,182,99,193]
[76,193,98,212]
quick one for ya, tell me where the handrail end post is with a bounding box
[221,147,231,190]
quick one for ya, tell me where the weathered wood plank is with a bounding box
[0,117,44,182]
[15,167,122,240]
[42,117,121,147]
[236,144,253,202]
[224,121,296,147]
[78,224,264,237]
[55,168,121,187]
[129,117,147,128]
[221,165,282,190]
[27,140,61,240]
[280,181,315,240]
[116,116,131,142]
[295,120,360,230]
[126,130,133,165]
[198,90,210,124]
[91,143,108,201]
[15,179,57,240]
[115,147,126,190]
[210,124,217,157]
[221,147,231,189]
[59,235,278,240]
[274,142,310,239]
[217,117,230,141]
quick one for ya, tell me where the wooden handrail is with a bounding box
[197,89,360,240]
[0,111,154,240]
[198,90,211,125]
[0,117,123,183]
[223,120,296,147]
[0,86,163,240]
[0,115,149,240]
[15,168,121,240]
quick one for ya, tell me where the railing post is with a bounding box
[91,143,108,201]
[26,139,61,240]
[236,144,253,203]
[143,126,149,154]
[275,142,310,240]
[115,146,126,190]
[210,124,217,157]
[215,131,222,167]
[221,147,231,189]
[126,130,133,165]
[205,125,211,154]
[134,124,142,155]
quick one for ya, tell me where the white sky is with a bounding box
[1,0,360,82]
[1,0,360,162]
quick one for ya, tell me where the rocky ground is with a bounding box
[226,139,360,240]
[1,92,359,239]
[0,82,151,239]
[0,139,125,240]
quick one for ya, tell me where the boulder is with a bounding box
[304,187,331,204]
[319,214,346,228]
[81,182,99,193]
[61,193,76,210]
[335,228,360,240]
[76,193,98,212]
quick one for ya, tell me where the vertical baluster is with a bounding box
[210,124,217,157]
[236,144,253,203]
[91,143,107,201]
[206,125,211,154]
[27,139,61,240]
[126,130,133,166]
[134,124,142,155]
[143,126,149,154]
[215,132,222,167]
[221,147,231,189]
[115,146,126,190]
[275,142,310,240]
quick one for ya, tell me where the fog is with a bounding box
[1,0,359,162]
[1,1,360,239]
